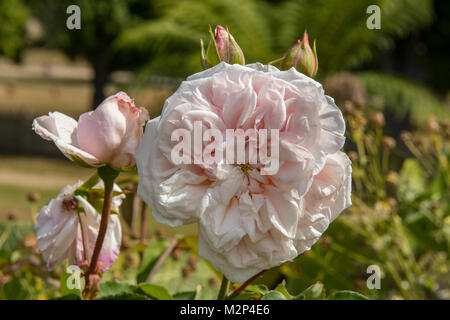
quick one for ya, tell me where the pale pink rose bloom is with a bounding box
[135,62,351,282]
[35,181,124,272]
[32,92,149,169]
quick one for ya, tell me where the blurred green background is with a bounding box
[0,0,449,300]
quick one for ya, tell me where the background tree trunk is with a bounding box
[92,52,110,109]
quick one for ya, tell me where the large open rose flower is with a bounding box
[35,181,124,271]
[32,92,149,169]
[136,62,351,282]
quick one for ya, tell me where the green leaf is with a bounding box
[137,239,170,283]
[138,283,173,300]
[99,293,150,300]
[261,291,287,300]
[173,291,197,300]
[97,281,139,298]
[53,294,82,300]
[232,291,259,300]
[293,282,325,300]
[328,290,369,300]
[274,280,292,299]
[246,284,269,297]
[0,275,28,300]
[398,159,426,201]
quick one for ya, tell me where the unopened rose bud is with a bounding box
[201,25,245,68]
[280,30,318,77]
[381,136,396,150]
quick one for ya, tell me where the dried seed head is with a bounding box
[425,116,439,133]
[172,247,183,260]
[182,265,193,278]
[27,191,41,203]
[348,151,358,163]
[400,131,412,142]
[155,229,166,239]
[187,254,198,270]
[386,171,399,186]
[208,277,218,286]
[381,136,396,150]
[370,112,385,127]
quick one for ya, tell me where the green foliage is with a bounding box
[0,0,29,60]
[358,72,450,123]
[97,281,172,300]
[293,282,325,300]
[136,238,170,283]
[278,0,433,74]
[261,291,287,300]
[328,291,369,300]
[116,0,275,76]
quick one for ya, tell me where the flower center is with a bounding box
[239,163,251,176]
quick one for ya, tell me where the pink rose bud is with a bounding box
[280,30,318,77]
[33,91,149,169]
[201,25,245,68]
[77,92,149,169]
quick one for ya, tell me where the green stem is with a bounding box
[267,57,284,65]
[217,275,230,300]
[77,210,91,263]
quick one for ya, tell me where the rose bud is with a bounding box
[201,25,245,68]
[33,92,149,169]
[280,30,318,77]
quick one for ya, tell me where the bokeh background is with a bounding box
[0,0,449,300]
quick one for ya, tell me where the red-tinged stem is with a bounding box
[146,238,178,282]
[84,166,118,293]
[140,200,147,244]
[226,269,267,300]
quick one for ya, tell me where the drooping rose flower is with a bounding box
[32,92,149,169]
[35,181,124,271]
[135,62,351,282]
